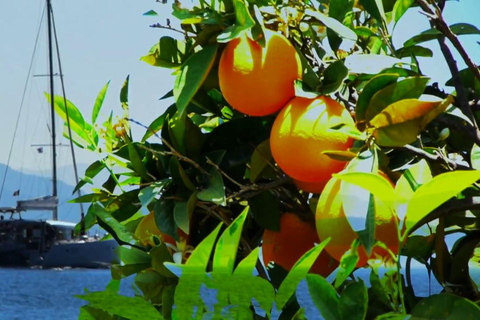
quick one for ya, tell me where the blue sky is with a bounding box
[0,0,479,177]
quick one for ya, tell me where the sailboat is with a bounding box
[0,0,118,268]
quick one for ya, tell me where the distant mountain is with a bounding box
[0,162,89,223]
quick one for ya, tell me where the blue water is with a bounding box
[1,266,479,320]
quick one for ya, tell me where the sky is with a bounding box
[0,0,479,180]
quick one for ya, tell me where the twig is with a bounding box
[226,176,292,202]
[398,144,471,170]
[206,157,244,188]
[149,23,186,36]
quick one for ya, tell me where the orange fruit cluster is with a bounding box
[262,213,338,276]
[218,29,399,272]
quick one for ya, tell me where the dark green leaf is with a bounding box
[356,74,399,123]
[93,203,134,244]
[173,45,217,118]
[128,142,150,181]
[359,0,386,23]
[249,139,274,182]
[138,179,169,208]
[411,294,480,319]
[120,75,129,111]
[404,23,480,47]
[321,60,349,94]
[395,45,433,58]
[339,280,368,320]
[143,10,158,16]
[306,274,340,320]
[73,160,106,193]
[248,190,281,231]
[197,171,226,206]
[154,199,179,242]
[151,244,176,278]
[173,192,197,235]
[140,37,184,69]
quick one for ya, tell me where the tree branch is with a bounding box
[397,144,471,170]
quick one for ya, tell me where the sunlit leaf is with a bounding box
[140,37,184,69]
[404,23,480,47]
[304,9,357,41]
[345,54,402,74]
[392,0,415,26]
[173,45,217,118]
[405,170,480,234]
[92,81,110,124]
[197,171,226,206]
[217,0,255,42]
[138,179,168,208]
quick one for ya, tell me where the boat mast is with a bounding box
[47,0,58,221]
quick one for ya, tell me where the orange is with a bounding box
[262,213,338,276]
[270,96,354,193]
[218,29,302,116]
[134,211,187,247]
[315,175,399,268]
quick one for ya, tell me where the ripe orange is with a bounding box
[270,96,355,193]
[315,175,399,268]
[134,211,187,247]
[218,29,302,116]
[262,213,338,276]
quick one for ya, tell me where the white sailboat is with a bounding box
[0,0,118,268]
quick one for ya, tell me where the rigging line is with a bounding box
[50,5,85,216]
[0,6,47,202]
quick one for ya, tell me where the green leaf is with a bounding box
[345,54,402,74]
[197,171,226,206]
[143,10,158,16]
[411,294,480,319]
[73,160,106,193]
[304,9,357,41]
[472,144,480,170]
[276,239,330,311]
[134,269,167,304]
[334,172,396,208]
[395,45,432,58]
[151,244,176,278]
[93,203,133,244]
[445,67,480,97]
[173,45,217,118]
[321,60,349,94]
[141,105,176,142]
[120,75,129,112]
[165,223,222,319]
[370,96,452,147]
[334,242,360,288]
[392,0,415,26]
[359,0,386,23]
[91,81,110,125]
[365,77,430,122]
[76,291,163,320]
[356,73,399,123]
[249,139,274,182]
[217,0,255,43]
[404,23,480,47]
[405,170,480,234]
[138,179,169,208]
[174,192,196,235]
[305,274,340,320]
[128,142,150,181]
[248,190,281,231]
[339,280,368,320]
[213,207,248,275]
[154,199,179,242]
[140,37,184,69]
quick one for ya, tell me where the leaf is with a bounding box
[405,170,480,234]
[143,10,158,16]
[359,0,386,23]
[395,45,433,58]
[334,243,360,288]
[128,142,150,181]
[174,192,197,235]
[249,139,274,182]
[197,171,226,206]
[404,23,480,47]
[321,60,349,94]
[370,96,452,147]
[339,280,368,320]
[248,190,281,231]
[164,223,222,319]
[345,54,402,74]
[445,67,480,97]
[365,77,430,122]
[138,179,168,208]
[472,144,480,170]
[356,73,399,123]
[141,105,176,142]
[93,203,133,244]
[305,274,340,320]
[394,159,432,222]
[173,45,217,118]
[411,294,480,319]
[120,75,129,112]
[334,172,396,208]
[92,81,110,124]
[275,240,330,311]
[73,160,106,193]
[76,291,163,320]
[140,37,184,69]
[304,9,357,41]
[213,207,248,275]
[151,244,176,278]
[392,0,415,26]
[216,0,255,43]
[154,199,179,242]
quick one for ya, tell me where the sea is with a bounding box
[2,265,479,320]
